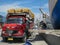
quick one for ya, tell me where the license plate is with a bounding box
[8,38,13,40]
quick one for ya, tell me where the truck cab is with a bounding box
[2,14,27,41]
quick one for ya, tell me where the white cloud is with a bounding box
[0,1,32,13]
[34,13,43,22]
[41,3,49,9]
[0,2,21,13]
[30,6,40,9]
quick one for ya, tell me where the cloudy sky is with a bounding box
[0,0,49,21]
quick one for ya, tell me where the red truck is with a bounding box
[1,8,34,41]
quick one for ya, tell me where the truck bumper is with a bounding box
[1,33,25,38]
[2,36,25,38]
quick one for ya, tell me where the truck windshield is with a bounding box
[6,18,23,24]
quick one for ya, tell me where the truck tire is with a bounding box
[2,37,7,42]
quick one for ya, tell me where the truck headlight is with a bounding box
[12,27,15,28]
[7,27,10,28]
[2,31,5,34]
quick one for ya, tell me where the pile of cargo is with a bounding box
[7,8,34,20]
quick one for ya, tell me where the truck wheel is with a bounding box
[2,37,7,42]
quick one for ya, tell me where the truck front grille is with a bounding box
[6,30,18,34]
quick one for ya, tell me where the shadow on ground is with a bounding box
[42,34,60,45]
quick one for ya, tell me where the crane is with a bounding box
[39,8,47,18]
[39,8,53,29]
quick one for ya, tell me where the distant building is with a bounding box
[0,15,3,22]
[0,15,4,28]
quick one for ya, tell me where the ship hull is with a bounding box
[49,0,60,29]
